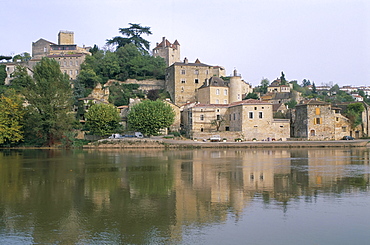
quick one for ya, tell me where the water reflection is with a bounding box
[0,148,369,244]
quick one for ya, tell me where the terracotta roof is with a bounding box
[297,99,330,106]
[229,99,271,107]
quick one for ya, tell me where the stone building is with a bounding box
[228,99,290,141]
[165,58,214,105]
[30,31,91,80]
[292,100,355,140]
[181,99,290,141]
[152,37,181,66]
[196,71,252,105]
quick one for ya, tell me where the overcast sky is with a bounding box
[1,0,369,87]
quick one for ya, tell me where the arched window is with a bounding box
[310,130,315,136]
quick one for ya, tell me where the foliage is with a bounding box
[106,23,152,54]
[254,78,269,94]
[9,65,33,92]
[147,89,170,101]
[0,89,25,145]
[109,83,144,106]
[210,116,225,131]
[285,99,297,109]
[127,100,175,136]
[85,103,122,136]
[12,52,31,62]
[78,44,166,85]
[22,57,74,146]
[244,92,259,100]
[302,79,311,87]
[0,65,6,86]
[344,103,364,129]
[280,71,287,85]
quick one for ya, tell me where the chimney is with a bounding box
[184,57,188,64]
[162,37,166,47]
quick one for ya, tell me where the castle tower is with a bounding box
[58,30,74,45]
[229,69,243,103]
[153,37,180,66]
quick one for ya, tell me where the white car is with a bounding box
[210,135,221,142]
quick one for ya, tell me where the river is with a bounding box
[0,148,369,244]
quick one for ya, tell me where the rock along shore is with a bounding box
[83,138,369,149]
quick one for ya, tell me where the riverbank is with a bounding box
[82,137,370,149]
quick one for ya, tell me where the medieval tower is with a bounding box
[153,37,181,66]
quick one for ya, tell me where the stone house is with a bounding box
[292,100,356,140]
[228,99,290,141]
[181,99,290,141]
[30,31,90,80]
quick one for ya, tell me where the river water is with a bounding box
[0,148,369,245]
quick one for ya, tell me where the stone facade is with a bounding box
[30,31,90,80]
[165,58,214,105]
[292,100,356,140]
[228,100,290,141]
[153,37,181,66]
[181,99,290,141]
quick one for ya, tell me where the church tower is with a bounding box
[153,37,180,66]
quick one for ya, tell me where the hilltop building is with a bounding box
[152,37,181,66]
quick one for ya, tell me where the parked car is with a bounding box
[210,135,222,142]
[342,136,354,140]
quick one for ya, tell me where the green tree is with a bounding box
[0,65,6,86]
[107,23,152,54]
[12,52,31,62]
[285,99,297,109]
[85,103,121,136]
[344,103,364,129]
[0,89,25,145]
[22,57,74,146]
[128,100,175,136]
[254,78,269,94]
[280,71,287,85]
[8,65,33,91]
[302,79,311,87]
[244,92,259,100]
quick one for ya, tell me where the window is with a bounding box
[76,60,78,66]
[225,126,230,131]
[224,100,227,104]
[69,70,72,75]
[315,108,320,115]
[181,87,184,92]
[259,112,263,118]
[216,89,220,95]
[342,126,347,132]
[70,61,73,66]
[336,117,339,121]
[254,107,257,110]
[76,70,79,75]
[195,79,199,84]
[216,99,219,104]
[217,114,221,120]
[194,70,199,75]
[200,114,204,120]
[224,89,228,95]
[216,109,220,112]
[181,79,186,84]
[310,130,316,136]
[181,69,185,75]
[314,118,321,124]
[249,112,253,119]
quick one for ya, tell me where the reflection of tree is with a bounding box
[0,149,369,244]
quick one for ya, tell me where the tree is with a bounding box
[344,103,364,129]
[0,65,6,86]
[285,99,297,109]
[302,79,311,87]
[12,52,31,62]
[280,71,287,85]
[22,57,74,146]
[254,78,269,94]
[0,89,25,145]
[211,116,225,131]
[106,23,152,54]
[128,100,175,136]
[244,92,259,100]
[85,103,121,136]
[8,65,33,91]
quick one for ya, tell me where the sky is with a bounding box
[1,0,369,87]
